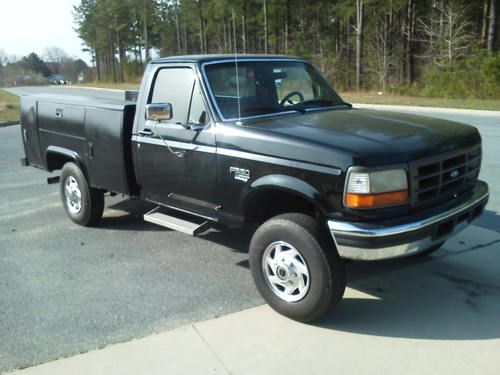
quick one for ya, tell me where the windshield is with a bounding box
[203,60,345,120]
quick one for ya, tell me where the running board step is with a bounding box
[143,207,212,236]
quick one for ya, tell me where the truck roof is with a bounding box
[151,54,305,64]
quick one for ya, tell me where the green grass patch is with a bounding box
[340,92,500,111]
[0,89,20,123]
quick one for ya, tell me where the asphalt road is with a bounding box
[1,86,499,373]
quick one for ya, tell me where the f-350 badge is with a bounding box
[230,167,250,182]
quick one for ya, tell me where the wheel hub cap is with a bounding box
[262,241,310,302]
[64,176,82,214]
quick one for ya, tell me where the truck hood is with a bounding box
[246,108,481,167]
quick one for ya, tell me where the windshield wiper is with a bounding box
[301,99,338,107]
[286,106,307,113]
[245,107,306,116]
[283,106,306,114]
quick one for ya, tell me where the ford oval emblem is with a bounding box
[450,169,460,178]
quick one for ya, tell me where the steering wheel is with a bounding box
[280,91,305,106]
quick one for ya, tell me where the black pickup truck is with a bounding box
[20,54,489,322]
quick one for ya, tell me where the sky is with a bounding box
[0,0,91,64]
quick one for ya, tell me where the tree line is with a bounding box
[0,48,90,86]
[71,0,497,98]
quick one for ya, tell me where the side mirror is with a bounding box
[145,103,173,121]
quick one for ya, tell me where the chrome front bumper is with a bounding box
[328,180,489,261]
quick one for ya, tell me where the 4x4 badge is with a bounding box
[230,167,250,182]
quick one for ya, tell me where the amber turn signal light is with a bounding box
[345,190,408,208]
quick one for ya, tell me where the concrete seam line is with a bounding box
[191,323,233,375]
[440,239,500,258]
[383,238,500,270]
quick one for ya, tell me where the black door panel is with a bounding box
[135,65,217,215]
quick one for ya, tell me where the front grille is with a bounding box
[409,146,481,207]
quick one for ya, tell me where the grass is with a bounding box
[340,91,500,111]
[0,89,19,123]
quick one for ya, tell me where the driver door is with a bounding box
[135,66,218,216]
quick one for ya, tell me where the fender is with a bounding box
[45,146,87,174]
[246,174,326,214]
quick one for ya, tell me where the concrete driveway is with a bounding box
[1,87,499,373]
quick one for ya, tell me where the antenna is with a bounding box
[232,8,242,125]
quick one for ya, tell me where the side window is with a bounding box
[150,67,194,124]
[188,82,208,125]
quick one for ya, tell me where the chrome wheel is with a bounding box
[64,176,82,214]
[262,241,310,302]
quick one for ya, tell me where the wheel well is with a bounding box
[46,153,77,172]
[245,189,322,225]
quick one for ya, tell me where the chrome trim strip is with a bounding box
[132,135,216,154]
[217,148,342,176]
[332,218,471,261]
[133,135,342,176]
[328,189,489,238]
[332,231,455,261]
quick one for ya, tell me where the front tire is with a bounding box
[249,213,346,322]
[60,162,104,226]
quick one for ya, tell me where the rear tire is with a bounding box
[60,162,104,226]
[249,213,346,323]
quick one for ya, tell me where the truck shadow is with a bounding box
[317,247,500,340]
[200,226,255,253]
[98,214,167,232]
[97,199,166,232]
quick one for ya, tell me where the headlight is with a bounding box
[345,168,408,208]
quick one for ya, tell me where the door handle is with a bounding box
[138,128,154,136]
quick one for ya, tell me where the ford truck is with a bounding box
[20,55,489,322]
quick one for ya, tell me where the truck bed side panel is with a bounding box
[37,101,87,170]
[20,94,137,195]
